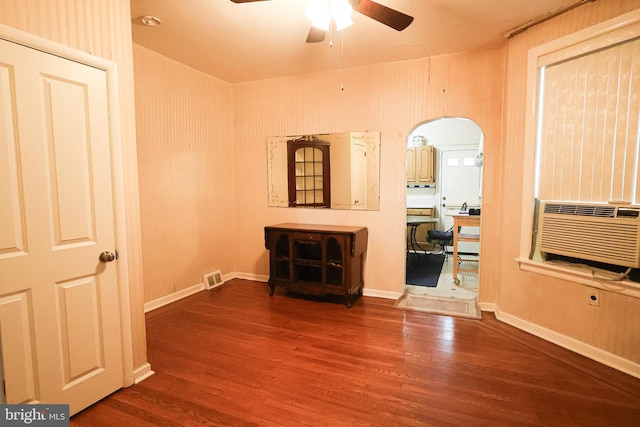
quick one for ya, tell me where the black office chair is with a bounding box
[427,227,454,260]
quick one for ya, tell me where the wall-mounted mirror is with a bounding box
[267,131,380,210]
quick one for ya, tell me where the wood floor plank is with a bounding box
[72,279,640,426]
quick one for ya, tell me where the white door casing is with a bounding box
[351,141,366,208]
[0,33,129,414]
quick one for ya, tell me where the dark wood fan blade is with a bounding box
[306,27,327,43]
[354,0,414,31]
[230,0,270,3]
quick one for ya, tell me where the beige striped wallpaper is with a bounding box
[133,43,506,302]
[133,45,235,302]
[232,48,506,298]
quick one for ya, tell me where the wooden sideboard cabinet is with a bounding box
[264,223,368,308]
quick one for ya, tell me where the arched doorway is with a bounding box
[404,117,484,312]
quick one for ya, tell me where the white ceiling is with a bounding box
[130,0,575,83]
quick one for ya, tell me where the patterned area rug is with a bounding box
[394,292,482,319]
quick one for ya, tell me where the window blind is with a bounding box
[536,37,640,203]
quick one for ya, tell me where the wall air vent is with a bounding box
[543,202,616,217]
[539,201,640,268]
[203,270,225,290]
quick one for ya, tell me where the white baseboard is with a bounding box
[144,273,269,313]
[232,272,269,282]
[144,282,204,313]
[143,271,399,305]
[231,273,400,300]
[478,301,496,312]
[133,362,154,384]
[233,274,399,300]
[494,306,640,380]
[363,288,403,300]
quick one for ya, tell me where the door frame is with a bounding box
[0,24,135,387]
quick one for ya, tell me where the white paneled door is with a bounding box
[0,38,123,414]
[440,149,481,213]
[440,149,481,253]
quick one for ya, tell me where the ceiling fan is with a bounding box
[230,0,414,43]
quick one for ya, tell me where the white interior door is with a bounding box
[0,38,123,414]
[440,149,481,211]
[440,149,481,253]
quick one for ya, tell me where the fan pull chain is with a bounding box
[329,23,333,47]
[341,29,345,91]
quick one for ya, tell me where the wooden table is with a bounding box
[452,215,481,285]
[406,215,438,254]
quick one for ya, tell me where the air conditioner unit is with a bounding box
[538,201,640,268]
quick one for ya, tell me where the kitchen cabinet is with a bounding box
[407,145,434,184]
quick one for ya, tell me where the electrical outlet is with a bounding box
[588,289,600,307]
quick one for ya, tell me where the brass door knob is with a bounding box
[99,251,116,263]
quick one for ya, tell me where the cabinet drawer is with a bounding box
[407,208,433,216]
[292,232,322,242]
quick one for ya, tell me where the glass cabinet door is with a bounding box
[287,139,331,208]
[325,236,344,286]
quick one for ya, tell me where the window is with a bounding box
[287,137,331,208]
[463,157,476,166]
[518,10,640,292]
[535,36,640,203]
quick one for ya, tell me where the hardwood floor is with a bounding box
[72,279,640,426]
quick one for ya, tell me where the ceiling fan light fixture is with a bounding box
[305,0,331,31]
[306,0,353,32]
[331,0,353,31]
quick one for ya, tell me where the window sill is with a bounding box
[516,258,640,299]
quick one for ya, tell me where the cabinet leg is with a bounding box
[268,283,275,296]
[344,290,355,308]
